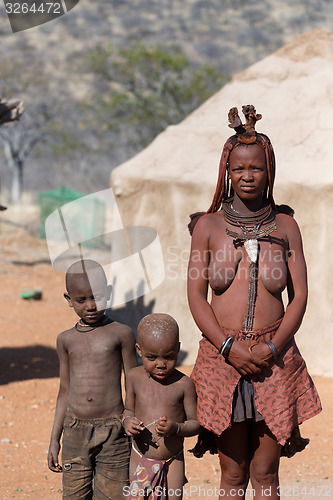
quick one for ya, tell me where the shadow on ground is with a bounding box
[0,345,59,384]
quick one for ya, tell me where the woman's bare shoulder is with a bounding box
[275,212,303,248]
[275,212,301,231]
[192,211,225,236]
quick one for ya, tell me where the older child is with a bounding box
[48,259,137,499]
[122,313,200,500]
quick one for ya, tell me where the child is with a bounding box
[122,313,200,499]
[48,259,137,499]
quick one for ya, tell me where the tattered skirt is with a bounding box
[191,319,322,445]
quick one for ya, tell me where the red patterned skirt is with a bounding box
[191,319,322,445]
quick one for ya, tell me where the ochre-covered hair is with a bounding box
[207,105,276,213]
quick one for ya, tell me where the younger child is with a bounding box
[48,259,137,499]
[122,313,200,499]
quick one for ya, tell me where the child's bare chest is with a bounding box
[134,380,184,421]
[67,330,121,366]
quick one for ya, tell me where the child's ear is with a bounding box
[106,285,112,301]
[64,292,73,307]
[135,343,142,358]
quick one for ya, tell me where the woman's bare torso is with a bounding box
[207,211,289,330]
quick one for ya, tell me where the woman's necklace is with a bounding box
[223,199,277,331]
[223,201,272,227]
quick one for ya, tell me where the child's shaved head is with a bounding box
[138,313,179,344]
[66,259,106,295]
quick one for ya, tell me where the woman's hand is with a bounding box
[228,340,269,376]
[249,342,274,366]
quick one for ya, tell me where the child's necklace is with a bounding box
[75,315,109,333]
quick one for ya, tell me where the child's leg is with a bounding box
[61,417,94,499]
[94,418,131,499]
[165,454,185,500]
[126,449,148,500]
[62,456,93,499]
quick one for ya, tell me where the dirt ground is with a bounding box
[0,218,332,499]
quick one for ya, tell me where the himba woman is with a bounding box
[187,105,322,500]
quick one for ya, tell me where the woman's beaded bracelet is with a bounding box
[267,340,278,360]
[220,337,234,359]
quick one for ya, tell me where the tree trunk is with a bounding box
[11,158,23,203]
[3,139,24,203]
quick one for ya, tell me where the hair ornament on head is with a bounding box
[228,105,262,144]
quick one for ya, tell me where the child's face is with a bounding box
[136,333,179,383]
[65,273,111,325]
[228,144,267,201]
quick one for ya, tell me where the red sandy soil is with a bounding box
[0,226,332,499]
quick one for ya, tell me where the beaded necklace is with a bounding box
[223,199,277,331]
[75,314,109,333]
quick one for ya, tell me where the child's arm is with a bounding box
[122,369,145,436]
[48,334,70,473]
[120,325,137,377]
[155,378,201,438]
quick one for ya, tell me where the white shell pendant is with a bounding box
[244,238,258,263]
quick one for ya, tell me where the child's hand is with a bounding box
[48,443,62,473]
[123,416,145,437]
[155,416,178,437]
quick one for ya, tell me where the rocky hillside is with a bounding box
[2,0,333,77]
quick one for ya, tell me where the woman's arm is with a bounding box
[187,215,227,349]
[251,216,308,364]
[271,216,307,352]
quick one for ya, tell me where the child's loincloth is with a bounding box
[191,319,322,445]
[127,445,184,499]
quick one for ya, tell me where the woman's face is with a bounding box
[228,143,267,202]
